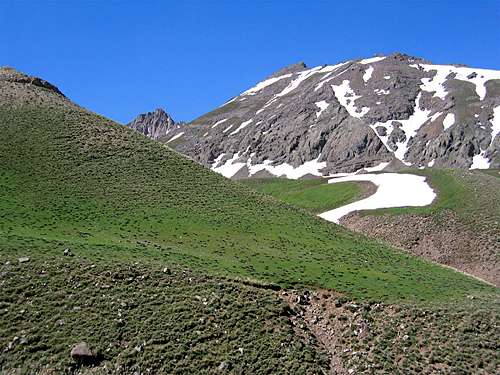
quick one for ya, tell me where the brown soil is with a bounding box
[341,210,499,286]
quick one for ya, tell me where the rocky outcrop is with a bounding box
[127,108,177,140]
[133,53,500,179]
[0,66,65,97]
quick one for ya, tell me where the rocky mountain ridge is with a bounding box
[127,108,178,140]
[136,53,500,179]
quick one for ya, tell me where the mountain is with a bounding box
[1,67,498,374]
[148,53,500,178]
[126,108,178,140]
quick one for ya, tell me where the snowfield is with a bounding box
[318,173,436,223]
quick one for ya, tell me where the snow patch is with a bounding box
[212,153,246,178]
[370,93,431,163]
[363,161,390,172]
[363,66,374,82]
[428,159,435,167]
[359,56,386,65]
[222,124,234,133]
[331,80,370,118]
[276,66,325,97]
[315,100,330,118]
[230,119,253,135]
[242,73,293,96]
[166,132,184,144]
[212,118,228,128]
[470,153,490,169]
[248,157,326,179]
[374,88,390,95]
[442,113,455,130]
[417,63,500,100]
[318,173,436,223]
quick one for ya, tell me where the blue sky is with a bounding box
[1,0,499,123]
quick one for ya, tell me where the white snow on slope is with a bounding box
[230,119,253,135]
[415,63,500,100]
[242,73,293,96]
[470,153,490,169]
[166,132,184,144]
[248,157,326,179]
[442,113,455,130]
[374,88,390,95]
[359,56,386,65]
[314,64,351,91]
[363,161,390,172]
[212,118,228,128]
[212,153,247,178]
[331,80,370,118]
[315,100,330,118]
[370,93,431,163]
[211,155,326,179]
[222,124,234,133]
[276,66,325,97]
[363,66,374,82]
[318,173,436,223]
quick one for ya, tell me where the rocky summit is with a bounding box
[137,53,500,179]
[127,108,177,140]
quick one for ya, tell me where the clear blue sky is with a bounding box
[1,0,499,123]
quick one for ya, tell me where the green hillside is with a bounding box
[241,178,366,214]
[0,70,496,303]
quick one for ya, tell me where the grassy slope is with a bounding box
[0,255,328,373]
[0,105,496,303]
[241,178,365,214]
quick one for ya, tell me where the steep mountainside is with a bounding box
[127,108,178,140]
[151,53,500,178]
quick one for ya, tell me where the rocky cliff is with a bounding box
[131,53,500,178]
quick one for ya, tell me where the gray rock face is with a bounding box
[130,53,500,178]
[127,108,177,140]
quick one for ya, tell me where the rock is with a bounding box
[63,248,73,256]
[162,267,171,274]
[70,342,97,364]
[217,361,229,371]
[127,108,177,140]
[18,257,29,263]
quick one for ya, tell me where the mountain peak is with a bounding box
[127,107,177,140]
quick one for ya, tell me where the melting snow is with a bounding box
[359,56,386,65]
[428,159,435,167]
[363,66,374,82]
[242,73,293,96]
[315,101,330,118]
[212,153,246,178]
[384,75,391,79]
[166,132,184,143]
[222,124,234,133]
[276,66,325,97]
[211,155,327,179]
[331,80,370,118]
[374,88,390,95]
[363,161,390,172]
[248,157,326,179]
[370,93,431,163]
[212,118,228,128]
[318,173,436,223]
[416,63,500,100]
[442,113,455,130]
[230,119,253,135]
[470,153,490,169]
